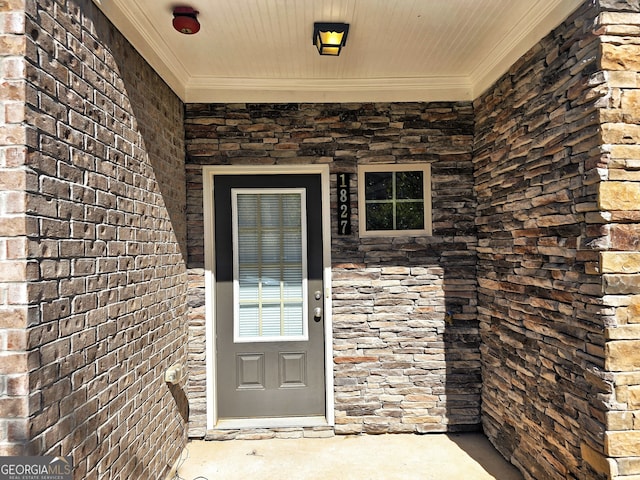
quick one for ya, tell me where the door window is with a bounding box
[232,189,308,342]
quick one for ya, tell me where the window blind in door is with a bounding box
[232,189,308,342]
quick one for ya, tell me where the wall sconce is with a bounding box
[313,23,349,56]
[173,6,200,34]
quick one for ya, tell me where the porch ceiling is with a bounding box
[93,0,583,103]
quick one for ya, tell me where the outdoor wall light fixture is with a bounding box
[313,22,349,56]
[173,6,200,34]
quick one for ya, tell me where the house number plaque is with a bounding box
[337,173,351,235]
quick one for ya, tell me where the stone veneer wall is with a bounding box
[474,1,640,479]
[185,102,478,438]
[597,1,640,478]
[1,1,189,479]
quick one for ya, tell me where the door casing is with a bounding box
[203,164,334,430]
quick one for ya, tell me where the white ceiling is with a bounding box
[93,0,583,103]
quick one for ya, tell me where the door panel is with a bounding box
[214,174,325,419]
[236,354,265,389]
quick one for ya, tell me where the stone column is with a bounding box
[596,3,640,478]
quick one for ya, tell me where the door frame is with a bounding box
[203,164,334,430]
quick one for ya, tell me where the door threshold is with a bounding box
[215,416,328,430]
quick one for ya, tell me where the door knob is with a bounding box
[313,307,322,321]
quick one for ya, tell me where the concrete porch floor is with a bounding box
[174,433,524,480]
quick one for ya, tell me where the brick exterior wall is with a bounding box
[0,0,31,458]
[0,1,189,479]
[184,102,478,438]
[474,1,640,479]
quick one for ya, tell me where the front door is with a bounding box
[214,174,325,421]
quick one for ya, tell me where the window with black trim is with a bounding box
[357,164,432,237]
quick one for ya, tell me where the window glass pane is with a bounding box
[396,171,423,199]
[366,203,393,230]
[238,264,259,300]
[234,190,307,341]
[238,304,259,337]
[261,231,281,263]
[282,194,302,226]
[237,195,258,227]
[283,303,304,336]
[283,231,302,262]
[396,202,425,230]
[260,195,282,227]
[261,305,282,336]
[260,265,282,300]
[365,172,393,200]
[283,265,303,297]
[238,232,258,263]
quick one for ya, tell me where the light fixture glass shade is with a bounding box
[313,23,349,56]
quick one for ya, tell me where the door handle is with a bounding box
[313,307,322,321]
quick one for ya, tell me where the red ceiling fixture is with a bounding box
[173,6,200,35]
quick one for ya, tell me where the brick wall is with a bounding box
[597,1,640,478]
[474,2,612,479]
[0,1,189,479]
[184,102,478,437]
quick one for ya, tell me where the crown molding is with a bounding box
[184,76,473,103]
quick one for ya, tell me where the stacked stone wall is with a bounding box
[185,102,478,437]
[0,1,189,479]
[596,1,640,478]
[474,2,612,479]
